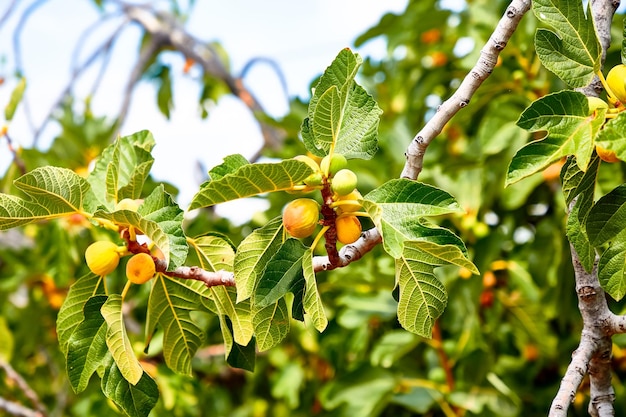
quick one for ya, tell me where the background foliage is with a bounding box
[2,0,626,416]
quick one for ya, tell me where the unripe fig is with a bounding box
[282,198,320,238]
[331,169,358,196]
[85,241,122,276]
[596,145,620,163]
[587,96,608,115]
[607,64,626,104]
[303,172,324,187]
[334,190,363,214]
[126,253,156,284]
[116,198,141,212]
[320,153,347,177]
[336,215,362,244]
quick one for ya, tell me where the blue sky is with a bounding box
[0,0,407,216]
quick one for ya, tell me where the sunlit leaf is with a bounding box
[208,154,249,181]
[302,249,328,332]
[87,131,155,209]
[532,0,600,87]
[57,273,106,356]
[595,112,626,162]
[253,298,290,351]
[508,91,602,184]
[4,77,26,121]
[312,85,342,148]
[189,160,314,209]
[233,216,284,302]
[0,167,92,230]
[146,275,204,375]
[101,356,159,417]
[101,295,143,385]
[66,295,109,393]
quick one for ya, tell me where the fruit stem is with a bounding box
[337,211,370,219]
[121,279,132,300]
[597,70,620,106]
[311,225,331,252]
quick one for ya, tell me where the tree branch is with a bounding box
[0,360,47,417]
[154,258,236,288]
[401,0,531,181]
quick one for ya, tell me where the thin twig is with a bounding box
[0,0,18,31]
[0,360,47,416]
[401,0,531,181]
[2,131,27,175]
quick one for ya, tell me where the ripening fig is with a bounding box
[596,146,620,163]
[606,64,626,104]
[116,198,141,212]
[282,198,320,238]
[336,215,362,245]
[293,154,320,171]
[334,190,363,214]
[320,153,348,177]
[331,169,358,196]
[126,253,156,284]
[85,241,123,276]
[587,96,608,115]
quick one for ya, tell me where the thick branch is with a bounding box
[154,258,236,288]
[401,0,531,181]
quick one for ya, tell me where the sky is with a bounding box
[0,0,408,220]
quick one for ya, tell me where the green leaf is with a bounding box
[146,275,204,375]
[57,274,106,356]
[302,49,381,159]
[190,234,255,346]
[253,298,290,351]
[532,0,600,87]
[363,179,465,259]
[395,241,453,337]
[95,186,187,269]
[587,184,626,247]
[567,200,595,272]
[598,230,626,301]
[4,77,26,121]
[189,160,314,209]
[0,167,92,230]
[101,356,159,417]
[508,91,602,185]
[595,112,626,162]
[87,130,155,209]
[302,249,328,332]
[233,216,284,303]
[208,154,249,181]
[157,65,173,119]
[66,295,109,393]
[255,239,306,308]
[218,316,256,372]
[101,295,143,385]
[312,86,342,148]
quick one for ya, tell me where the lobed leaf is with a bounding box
[101,356,159,417]
[532,0,600,87]
[57,273,106,355]
[101,295,144,385]
[0,167,92,230]
[189,160,314,209]
[598,231,626,301]
[66,295,109,393]
[587,184,626,247]
[302,249,328,332]
[146,275,204,375]
[508,91,603,185]
[233,216,284,303]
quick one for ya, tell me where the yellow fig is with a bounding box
[333,190,363,214]
[596,146,620,163]
[282,198,320,238]
[126,253,156,284]
[336,215,362,244]
[116,198,141,212]
[85,241,123,276]
[606,64,626,104]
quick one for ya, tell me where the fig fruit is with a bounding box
[334,190,363,214]
[336,215,362,244]
[282,198,320,238]
[596,146,620,163]
[607,64,626,104]
[587,96,608,115]
[126,253,156,284]
[293,154,320,171]
[320,153,347,177]
[85,241,123,276]
[116,198,141,212]
[331,169,358,196]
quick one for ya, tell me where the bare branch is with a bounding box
[153,258,236,288]
[1,130,26,175]
[0,360,47,417]
[313,228,381,272]
[0,397,44,417]
[0,0,18,31]
[401,0,531,181]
